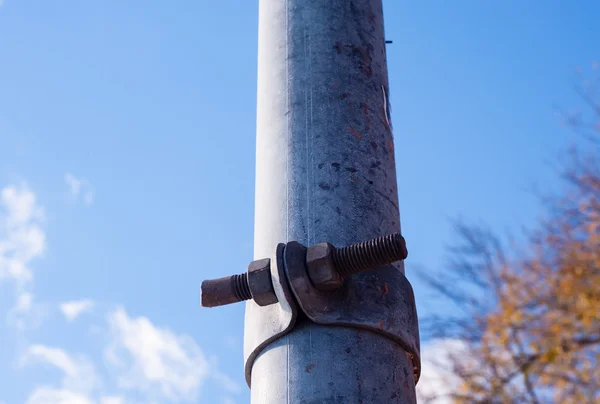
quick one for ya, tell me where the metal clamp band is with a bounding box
[241,240,420,387]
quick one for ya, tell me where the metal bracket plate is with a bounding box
[243,243,298,387]
[284,241,421,382]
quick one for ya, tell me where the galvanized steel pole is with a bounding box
[248,0,417,402]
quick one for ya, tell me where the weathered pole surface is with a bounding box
[249,0,417,402]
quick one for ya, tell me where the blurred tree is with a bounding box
[420,65,600,404]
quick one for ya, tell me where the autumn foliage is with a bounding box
[421,68,600,403]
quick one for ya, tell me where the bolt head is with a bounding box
[306,242,343,291]
[247,258,278,306]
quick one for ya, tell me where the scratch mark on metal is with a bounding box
[382,85,392,130]
[304,24,311,247]
[309,29,314,246]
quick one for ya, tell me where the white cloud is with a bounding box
[65,173,95,206]
[0,184,45,285]
[65,173,82,198]
[0,184,46,328]
[26,387,93,404]
[60,299,95,321]
[20,346,134,404]
[99,396,125,404]
[105,307,238,402]
[21,344,101,395]
[27,389,130,404]
[416,339,470,404]
[23,345,80,377]
[6,291,47,330]
[1,184,43,226]
[13,291,33,312]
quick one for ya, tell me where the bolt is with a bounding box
[307,232,408,290]
[201,258,278,308]
[200,233,408,307]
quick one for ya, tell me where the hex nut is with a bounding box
[306,242,343,291]
[247,258,278,306]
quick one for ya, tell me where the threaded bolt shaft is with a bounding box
[232,273,252,301]
[201,272,252,308]
[333,233,407,277]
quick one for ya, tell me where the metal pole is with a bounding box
[250,0,417,402]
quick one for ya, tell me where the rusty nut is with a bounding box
[247,258,278,306]
[306,242,343,291]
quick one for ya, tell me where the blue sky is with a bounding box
[0,1,597,403]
